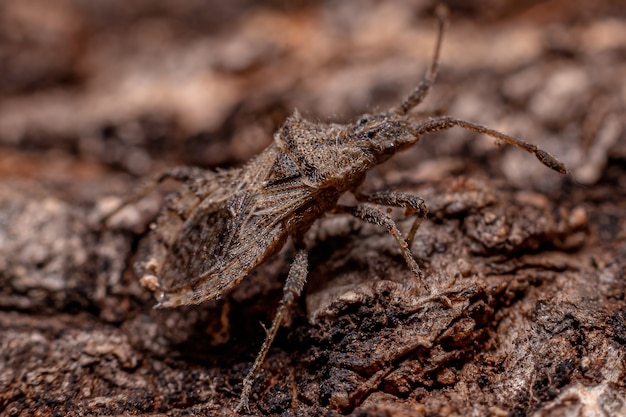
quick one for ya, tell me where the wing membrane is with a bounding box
[142,146,313,307]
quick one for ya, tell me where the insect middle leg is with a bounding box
[236,247,309,413]
[354,190,428,248]
[333,204,429,292]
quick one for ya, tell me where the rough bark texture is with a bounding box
[1,1,625,416]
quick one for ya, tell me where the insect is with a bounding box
[103,6,567,413]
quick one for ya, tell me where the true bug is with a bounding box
[103,6,567,412]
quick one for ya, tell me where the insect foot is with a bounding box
[104,5,568,414]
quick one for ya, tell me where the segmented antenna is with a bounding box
[393,5,449,116]
[412,116,569,174]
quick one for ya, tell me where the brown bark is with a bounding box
[1,1,624,416]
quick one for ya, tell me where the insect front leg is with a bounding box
[354,190,428,248]
[101,166,213,225]
[236,247,309,413]
[333,204,429,293]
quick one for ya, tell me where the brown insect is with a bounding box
[104,6,567,412]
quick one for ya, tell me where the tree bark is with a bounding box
[1,1,624,416]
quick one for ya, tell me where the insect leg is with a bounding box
[354,190,428,248]
[334,204,429,292]
[236,248,309,413]
[101,166,213,225]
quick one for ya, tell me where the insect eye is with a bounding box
[382,142,395,154]
[365,130,376,139]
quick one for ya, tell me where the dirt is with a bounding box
[1,1,625,416]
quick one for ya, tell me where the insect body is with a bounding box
[104,7,567,413]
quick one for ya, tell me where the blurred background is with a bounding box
[0,0,623,199]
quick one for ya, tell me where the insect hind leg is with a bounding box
[235,248,309,413]
[100,166,212,225]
